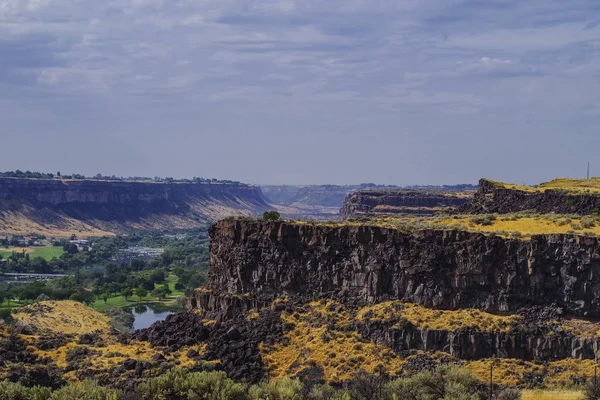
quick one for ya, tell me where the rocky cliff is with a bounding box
[0,178,270,236]
[178,218,600,382]
[207,219,600,316]
[341,190,472,219]
[460,179,600,215]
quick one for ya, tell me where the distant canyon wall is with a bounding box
[0,178,270,235]
[340,190,472,219]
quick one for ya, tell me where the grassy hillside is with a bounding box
[13,300,110,334]
[488,177,600,194]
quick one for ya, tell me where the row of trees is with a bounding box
[0,265,186,308]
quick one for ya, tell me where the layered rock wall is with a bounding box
[0,178,265,206]
[0,178,270,234]
[341,190,471,219]
[460,179,600,215]
[208,219,600,316]
[358,322,600,361]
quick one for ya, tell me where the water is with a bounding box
[131,304,173,330]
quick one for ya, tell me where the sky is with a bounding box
[1,0,600,185]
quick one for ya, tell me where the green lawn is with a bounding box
[0,246,64,261]
[0,300,27,311]
[31,246,65,260]
[91,274,185,312]
[165,274,185,297]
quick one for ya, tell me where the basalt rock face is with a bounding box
[187,290,271,322]
[0,178,270,234]
[208,219,600,316]
[340,190,472,219]
[460,179,600,215]
[357,321,600,362]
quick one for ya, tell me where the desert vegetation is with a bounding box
[255,212,600,240]
[357,301,519,332]
[0,365,527,400]
[489,177,600,194]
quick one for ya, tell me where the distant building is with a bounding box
[70,239,91,251]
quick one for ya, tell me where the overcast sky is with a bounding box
[2,0,599,185]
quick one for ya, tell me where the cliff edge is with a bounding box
[460,178,600,215]
[206,218,600,316]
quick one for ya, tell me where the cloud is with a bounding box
[455,56,542,78]
[1,0,600,184]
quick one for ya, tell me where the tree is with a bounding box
[152,287,168,300]
[36,293,50,302]
[69,290,94,306]
[134,286,148,300]
[262,210,281,221]
[121,288,134,301]
[102,292,109,303]
[163,283,172,296]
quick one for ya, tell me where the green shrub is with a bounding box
[410,365,480,400]
[470,215,497,226]
[137,369,248,400]
[497,388,522,400]
[581,216,597,229]
[0,380,52,400]
[557,218,571,226]
[249,377,303,400]
[263,211,282,221]
[308,384,350,400]
[49,380,120,400]
[584,381,600,400]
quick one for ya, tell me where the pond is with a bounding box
[131,304,173,330]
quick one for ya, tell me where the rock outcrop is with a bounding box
[175,218,600,380]
[340,190,472,219]
[460,179,600,215]
[0,178,270,235]
[208,219,600,316]
[358,320,599,362]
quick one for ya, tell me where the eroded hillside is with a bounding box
[0,177,270,236]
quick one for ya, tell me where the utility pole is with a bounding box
[588,162,591,180]
[489,362,493,400]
